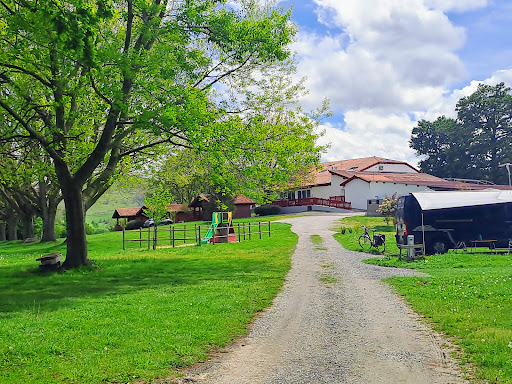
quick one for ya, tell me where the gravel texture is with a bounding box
[174,213,468,384]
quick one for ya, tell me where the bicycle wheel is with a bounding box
[358,235,372,252]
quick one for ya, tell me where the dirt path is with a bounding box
[175,213,467,383]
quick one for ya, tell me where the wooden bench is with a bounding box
[36,252,62,270]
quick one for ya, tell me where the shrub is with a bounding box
[125,220,145,230]
[377,193,399,225]
[254,205,282,216]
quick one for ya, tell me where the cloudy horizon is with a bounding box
[281,0,512,166]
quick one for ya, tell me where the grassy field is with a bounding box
[335,215,512,383]
[0,220,296,383]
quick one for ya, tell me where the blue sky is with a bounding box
[277,0,512,165]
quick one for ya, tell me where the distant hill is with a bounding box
[57,182,147,232]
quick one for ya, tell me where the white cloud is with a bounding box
[424,0,488,12]
[318,111,419,165]
[293,0,488,165]
[295,0,467,111]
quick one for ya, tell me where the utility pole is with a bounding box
[499,163,512,187]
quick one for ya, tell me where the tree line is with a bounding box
[0,0,327,268]
[411,82,512,184]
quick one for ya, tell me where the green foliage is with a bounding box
[377,193,399,225]
[125,220,144,230]
[143,184,173,223]
[0,222,296,383]
[0,0,300,267]
[411,83,512,184]
[254,205,282,216]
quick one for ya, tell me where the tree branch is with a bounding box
[0,63,52,88]
[199,53,254,91]
[120,138,192,158]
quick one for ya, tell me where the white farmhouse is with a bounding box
[274,156,483,213]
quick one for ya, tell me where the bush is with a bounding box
[377,193,399,225]
[254,205,282,216]
[125,220,145,230]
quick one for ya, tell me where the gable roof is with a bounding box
[301,157,419,188]
[234,195,256,205]
[336,171,447,187]
[188,194,256,208]
[321,156,419,173]
[112,207,144,219]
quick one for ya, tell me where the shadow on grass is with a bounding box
[0,253,274,317]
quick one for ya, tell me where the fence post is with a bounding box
[139,227,142,248]
[147,227,150,250]
[259,221,262,239]
[184,224,187,244]
[198,226,201,245]
[237,223,240,242]
[249,222,251,240]
[268,221,271,237]
[243,223,246,241]
[123,228,125,251]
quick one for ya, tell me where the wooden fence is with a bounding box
[122,221,271,250]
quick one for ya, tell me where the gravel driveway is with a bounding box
[175,213,467,384]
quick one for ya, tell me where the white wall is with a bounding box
[345,179,371,210]
[364,163,417,173]
[346,180,431,210]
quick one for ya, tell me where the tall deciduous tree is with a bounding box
[152,67,328,206]
[410,83,512,183]
[456,82,512,183]
[0,0,296,268]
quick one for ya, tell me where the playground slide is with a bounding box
[200,212,232,245]
[200,222,219,245]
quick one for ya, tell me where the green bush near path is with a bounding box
[0,221,296,383]
[335,215,512,383]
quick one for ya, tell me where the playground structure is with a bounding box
[200,212,237,245]
[122,214,271,250]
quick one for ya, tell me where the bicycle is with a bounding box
[358,225,386,253]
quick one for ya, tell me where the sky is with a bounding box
[277,0,512,166]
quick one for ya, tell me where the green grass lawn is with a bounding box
[335,215,512,383]
[0,221,296,384]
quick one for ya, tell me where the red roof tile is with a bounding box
[320,156,418,173]
[112,207,143,219]
[234,195,256,204]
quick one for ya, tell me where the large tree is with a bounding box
[410,116,472,179]
[152,66,328,205]
[0,141,62,242]
[410,83,512,183]
[456,82,512,183]
[0,0,296,268]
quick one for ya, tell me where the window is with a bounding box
[340,188,345,197]
[287,191,296,200]
[297,190,311,199]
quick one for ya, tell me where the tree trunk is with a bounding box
[60,181,90,268]
[41,210,57,242]
[0,222,6,241]
[7,216,19,241]
[22,214,35,240]
[40,195,58,242]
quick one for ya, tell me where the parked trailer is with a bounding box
[395,190,512,255]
